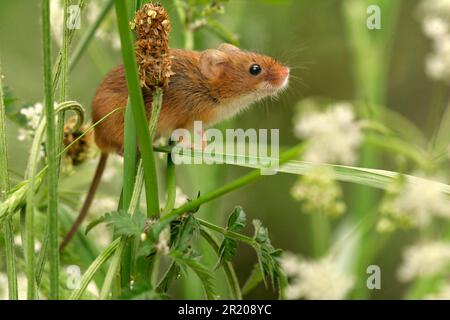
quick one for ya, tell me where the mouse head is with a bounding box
[199,44,290,102]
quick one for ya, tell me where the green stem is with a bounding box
[162,155,176,215]
[3,219,17,299]
[173,0,194,50]
[151,148,177,286]
[100,162,145,299]
[53,0,71,187]
[0,62,17,300]
[69,238,121,300]
[343,0,402,299]
[310,212,330,258]
[120,99,137,290]
[42,0,59,299]
[114,0,160,218]
[52,0,86,93]
[198,218,254,246]
[24,105,47,301]
[100,237,127,299]
[55,0,70,169]
[200,229,242,300]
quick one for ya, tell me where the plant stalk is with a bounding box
[42,0,59,299]
[0,60,18,300]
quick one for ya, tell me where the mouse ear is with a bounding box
[218,43,240,53]
[200,49,227,79]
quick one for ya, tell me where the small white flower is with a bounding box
[426,53,448,80]
[14,235,42,252]
[282,253,354,300]
[387,177,450,227]
[398,241,450,282]
[155,228,170,255]
[17,102,58,143]
[17,128,31,142]
[419,0,450,82]
[423,17,449,39]
[294,103,362,165]
[281,252,302,276]
[291,166,346,217]
[20,103,43,130]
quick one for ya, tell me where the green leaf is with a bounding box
[216,206,246,268]
[242,263,264,296]
[251,219,286,292]
[171,214,199,252]
[252,219,268,243]
[171,250,217,300]
[103,210,147,237]
[227,206,247,232]
[1,85,29,126]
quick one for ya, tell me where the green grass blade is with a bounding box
[114,0,160,218]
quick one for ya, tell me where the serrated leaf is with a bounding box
[252,219,268,243]
[251,219,285,292]
[171,250,217,300]
[172,214,199,252]
[216,207,247,268]
[227,206,246,231]
[103,210,147,237]
[136,239,156,258]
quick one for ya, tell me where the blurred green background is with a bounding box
[0,0,447,299]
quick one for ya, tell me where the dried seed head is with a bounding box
[63,117,96,167]
[133,2,174,89]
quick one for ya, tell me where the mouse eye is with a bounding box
[249,64,262,76]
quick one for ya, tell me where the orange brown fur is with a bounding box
[92,46,289,154]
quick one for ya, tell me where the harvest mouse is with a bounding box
[60,43,290,249]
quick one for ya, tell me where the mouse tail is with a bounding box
[60,152,109,251]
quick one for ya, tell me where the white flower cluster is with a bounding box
[282,252,354,300]
[17,102,43,142]
[294,103,362,165]
[381,176,450,228]
[291,166,346,217]
[398,241,450,282]
[51,0,120,50]
[419,0,450,82]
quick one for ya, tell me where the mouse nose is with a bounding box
[281,67,290,78]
